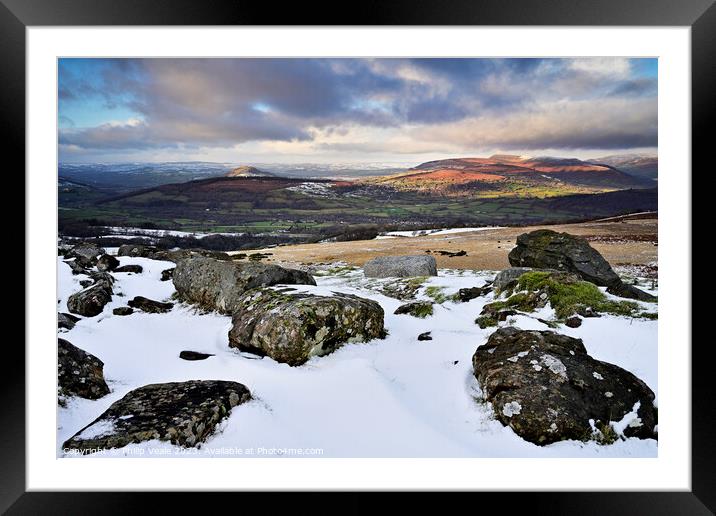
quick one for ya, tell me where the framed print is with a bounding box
[5,0,713,512]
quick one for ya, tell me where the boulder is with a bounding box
[179,351,214,361]
[66,242,105,264]
[114,264,143,274]
[58,338,110,400]
[67,283,112,317]
[394,301,434,318]
[96,254,120,272]
[456,285,492,302]
[62,380,251,451]
[173,256,316,314]
[112,307,134,316]
[64,259,89,275]
[58,312,80,330]
[417,331,433,341]
[160,268,174,281]
[127,296,174,314]
[507,230,655,301]
[87,271,115,290]
[228,288,385,366]
[493,267,538,292]
[565,316,582,328]
[363,255,437,278]
[117,244,160,258]
[472,327,657,445]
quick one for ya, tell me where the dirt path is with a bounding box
[239,217,658,271]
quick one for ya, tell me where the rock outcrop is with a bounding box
[472,327,657,445]
[58,338,110,400]
[507,230,655,301]
[62,380,251,451]
[173,256,316,314]
[228,288,385,366]
[363,255,437,278]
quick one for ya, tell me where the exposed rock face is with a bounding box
[58,312,80,330]
[58,338,110,400]
[363,255,437,278]
[62,380,251,451]
[394,301,434,318]
[67,283,112,317]
[127,296,174,314]
[228,288,385,366]
[96,254,120,272]
[173,256,316,314]
[114,264,143,274]
[507,230,655,301]
[472,327,657,445]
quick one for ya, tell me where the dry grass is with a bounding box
[235,218,658,271]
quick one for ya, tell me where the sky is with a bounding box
[58,58,657,165]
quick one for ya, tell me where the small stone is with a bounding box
[179,351,214,361]
[417,331,433,341]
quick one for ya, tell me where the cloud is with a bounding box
[58,57,658,160]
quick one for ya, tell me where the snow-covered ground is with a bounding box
[57,256,657,458]
[376,226,505,239]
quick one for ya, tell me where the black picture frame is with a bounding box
[4,0,712,512]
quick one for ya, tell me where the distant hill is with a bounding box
[372,155,654,196]
[225,166,275,178]
[588,155,658,180]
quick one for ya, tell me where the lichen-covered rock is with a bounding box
[58,312,80,330]
[114,264,143,274]
[62,380,251,451]
[394,301,434,318]
[67,283,112,317]
[173,256,316,314]
[58,338,110,400]
[507,230,655,301]
[228,288,385,366]
[363,255,437,278]
[96,254,120,272]
[472,327,657,445]
[128,296,174,314]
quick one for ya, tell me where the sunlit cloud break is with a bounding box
[58,57,657,163]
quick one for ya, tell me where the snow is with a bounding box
[57,256,657,458]
[377,226,505,239]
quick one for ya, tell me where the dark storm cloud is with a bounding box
[58,57,658,155]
